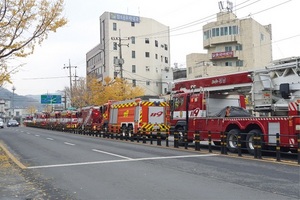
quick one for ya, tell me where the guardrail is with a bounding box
[25,123,299,165]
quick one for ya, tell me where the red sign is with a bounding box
[212,51,234,59]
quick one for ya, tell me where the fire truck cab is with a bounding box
[108,96,170,137]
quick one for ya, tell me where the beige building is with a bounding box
[187,10,272,79]
[86,12,171,96]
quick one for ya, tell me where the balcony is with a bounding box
[203,35,239,49]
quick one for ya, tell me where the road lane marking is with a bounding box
[35,135,40,137]
[27,154,217,169]
[92,149,132,160]
[46,138,54,141]
[0,141,27,169]
[27,132,31,135]
[64,142,75,146]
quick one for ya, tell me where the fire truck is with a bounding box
[59,110,79,131]
[170,56,300,154]
[108,96,170,137]
[34,112,50,128]
[77,106,102,134]
[48,111,61,130]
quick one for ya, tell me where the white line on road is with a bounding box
[35,135,40,137]
[64,142,75,146]
[27,154,217,169]
[27,132,31,135]
[92,149,132,160]
[46,138,54,141]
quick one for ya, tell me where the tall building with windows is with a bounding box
[187,5,272,78]
[86,12,171,96]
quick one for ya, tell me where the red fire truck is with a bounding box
[170,57,300,154]
[34,112,50,128]
[60,110,79,131]
[108,96,170,137]
[77,106,102,134]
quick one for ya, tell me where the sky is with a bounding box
[4,0,300,96]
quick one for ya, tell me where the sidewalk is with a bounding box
[0,145,45,200]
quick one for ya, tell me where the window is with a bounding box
[155,40,158,47]
[146,81,150,86]
[224,27,228,35]
[164,44,168,50]
[229,26,232,35]
[132,65,136,73]
[232,26,238,34]
[165,57,168,64]
[225,46,232,52]
[145,38,149,44]
[113,56,118,65]
[220,27,224,36]
[236,44,242,51]
[216,28,220,36]
[188,67,192,74]
[236,60,243,67]
[131,22,135,27]
[225,61,232,66]
[204,30,209,39]
[113,23,117,31]
[113,42,117,50]
[155,54,158,59]
[132,51,136,58]
[145,66,150,71]
[131,36,135,44]
[145,52,150,58]
[132,79,136,87]
[212,28,216,37]
[260,33,264,41]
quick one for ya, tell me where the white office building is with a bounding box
[86,12,172,96]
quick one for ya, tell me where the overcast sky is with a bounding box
[4,0,300,96]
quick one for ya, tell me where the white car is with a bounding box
[0,118,4,128]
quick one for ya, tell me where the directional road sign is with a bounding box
[41,95,62,104]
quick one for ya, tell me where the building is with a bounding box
[86,12,171,96]
[187,2,272,79]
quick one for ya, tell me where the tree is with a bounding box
[0,0,67,85]
[70,75,145,108]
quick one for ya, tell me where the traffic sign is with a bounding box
[41,95,62,104]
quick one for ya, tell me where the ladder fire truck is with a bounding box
[170,57,300,154]
[108,96,170,137]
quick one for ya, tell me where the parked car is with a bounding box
[7,119,19,127]
[0,118,4,128]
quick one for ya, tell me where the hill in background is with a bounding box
[0,87,43,110]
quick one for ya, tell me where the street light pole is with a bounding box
[12,86,16,118]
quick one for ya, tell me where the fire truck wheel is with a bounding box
[177,127,185,146]
[246,129,263,155]
[227,129,241,153]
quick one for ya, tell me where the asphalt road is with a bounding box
[0,126,299,200]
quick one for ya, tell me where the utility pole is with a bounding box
[63,59,77,107]
[73,67,78,88]
[111,29,129,79]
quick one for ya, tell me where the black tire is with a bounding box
[246,129,263,155]
[227,129,241,153]
[177,127,185,146]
